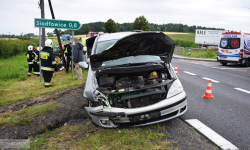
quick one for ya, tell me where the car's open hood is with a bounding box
[90,32,175,70]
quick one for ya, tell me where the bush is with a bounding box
[0,39,39,59]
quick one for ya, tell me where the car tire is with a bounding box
[221,63,227,66]
[244,58,250,67]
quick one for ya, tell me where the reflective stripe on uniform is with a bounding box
[37,62,40,64]
[52,61,56,65]
[41,66,54,71]
[28,62,33,64]
[40,52,50,59]
[45,82,51,85]
[26,55,29,59]
[28,72,31,75]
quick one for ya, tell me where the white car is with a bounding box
[79,31,187,128]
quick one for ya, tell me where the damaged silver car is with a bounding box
[79,31,187,128]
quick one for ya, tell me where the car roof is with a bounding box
[97,32,135,42]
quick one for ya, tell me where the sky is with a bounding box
[0,0,250,35]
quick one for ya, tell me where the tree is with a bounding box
[132,16,150,31]
[104,19,118,33]
[53,29,64,36]
[47,32,54,37]
[24,33,35,37]
[84,26,90,34]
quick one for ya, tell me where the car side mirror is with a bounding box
[78,61,89,69]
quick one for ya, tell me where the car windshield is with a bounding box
[96,40,117,54]
[220,38,240,49]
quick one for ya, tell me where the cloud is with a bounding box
[0,0,249,35]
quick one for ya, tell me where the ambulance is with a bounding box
[217,31,250,67]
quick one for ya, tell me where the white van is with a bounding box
[217,31,250,66]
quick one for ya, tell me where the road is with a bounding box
[171,58,250,150]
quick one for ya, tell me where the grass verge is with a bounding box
[0,102,57,126]
[167,33,195,42]
[175,49,217,59]
[0,69,88,106]
[30,120,179,149]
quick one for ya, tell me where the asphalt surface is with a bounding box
[171,58,250,150]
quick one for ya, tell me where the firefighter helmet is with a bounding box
[45,39,53,47]
[37,47,42,51]
[28,45,33,51]
[62,46,65,50]
[34,46,38,51]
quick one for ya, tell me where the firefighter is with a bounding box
[64,41,72,73]
[34,46,41,76]
[33,47,39,76]
[25,45,35,76]
[40,39,57,87]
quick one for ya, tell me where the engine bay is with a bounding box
[95,68,174,108]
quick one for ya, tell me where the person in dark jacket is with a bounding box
[40,39,57,87]
[25,45,35,76]
[64,41,73,73]
[73,37,84,80]
[36,47,42,76]
[33,47,40,76]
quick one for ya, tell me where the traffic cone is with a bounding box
[202,80,214,99]
[174,65,179,76]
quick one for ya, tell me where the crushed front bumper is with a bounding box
[85,91,187,128]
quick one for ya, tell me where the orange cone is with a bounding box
[174,65,179,76]
[202,80,214,99]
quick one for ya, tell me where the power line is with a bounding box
[218,0,250,10]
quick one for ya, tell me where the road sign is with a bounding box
[34,18,81,30]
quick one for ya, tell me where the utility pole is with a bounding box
[48,0,66,67]
[40,0,45,47]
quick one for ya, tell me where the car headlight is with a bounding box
[167,80,183,98]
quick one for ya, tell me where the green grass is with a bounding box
[30,120,179,150]
[0,52,28,81]
[0,69,87,105]
[0,102,57,126]
[167,33,195,42]
[51,39,68,47]
[174,48,217,59]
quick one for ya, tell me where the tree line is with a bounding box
[64,17,224,35]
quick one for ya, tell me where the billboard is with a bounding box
[195,29,224,45]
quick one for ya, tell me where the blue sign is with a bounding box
[221,39,228,47]
[223,35,237,38]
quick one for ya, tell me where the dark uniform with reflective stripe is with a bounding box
[64,44,72,73]
[40,47,57,87]
[25,51,35,76]
[34,51,40,75]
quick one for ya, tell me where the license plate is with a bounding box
[220,56,227,60]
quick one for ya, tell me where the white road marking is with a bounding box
[234,88,250,94]
[186,119,239,150]
[202,77,220,83]
[220,68,244,70]
[211,67,219,69]
[183,71,197,75]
